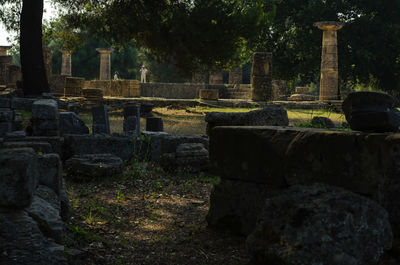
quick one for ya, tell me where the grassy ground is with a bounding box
[65,162,249,265]
[79,107,346,135]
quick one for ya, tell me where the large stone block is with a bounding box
[38,154,62,195]
[0,98,10,108]
[11,97,35,110]
[59,112,89,136]
[342,91,400,132]
[3,141,53,153]
[26,195,64,243]
[246,184,392,265]
[209,126,400,237]
[0,148,38,208]
[62,134,135,162]
[205,105,289,135]
[4,136,64,156]
[65,154,123,182]
[0,211,67,264]
[92,105,110,134]
[207,179,284,235]
[199,89,219,100]
[32,99,58,120]
[0,121,12,136]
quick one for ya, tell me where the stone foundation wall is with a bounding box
[208,126,400,237]
[85,80,140,97]
[140,83,205,99]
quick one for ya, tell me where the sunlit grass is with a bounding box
[78,107,347,135]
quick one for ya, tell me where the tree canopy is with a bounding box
[255,0,400,93]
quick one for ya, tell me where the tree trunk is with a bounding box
[20,0,49,96]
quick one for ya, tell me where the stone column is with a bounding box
[314,21,344,101]
[0,56,12,86]
[229,67,242,84]
[0,46,12,56]
[96,48,114,80]
[251,52,272,101]
[192,71,207,84]
[60,49,72,76]
[42,46,53,81]
[209,70,223,85]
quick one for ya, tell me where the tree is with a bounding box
[0,0,49,95]
[53,0,266,73]
[255,0,400,94]
[20,0,49,95]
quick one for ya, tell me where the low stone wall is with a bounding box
[140,83,205,99]
[207,126,400,237]
[84,80,140,97]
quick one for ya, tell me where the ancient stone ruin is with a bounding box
[251,52,273,101]
[314,21,344,101]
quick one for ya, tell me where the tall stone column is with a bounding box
[229,67,242,84]
[96,48,114,80]
[0,46,12,56]
[60,49,72,76]
[314,21,344,101]
[209,70,223,85]
[251,52,272,101]
[42,46,52,81]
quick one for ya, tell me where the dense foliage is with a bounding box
[256,0,400,93]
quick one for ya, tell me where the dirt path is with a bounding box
[65,162,250,265]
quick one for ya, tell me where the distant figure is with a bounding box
[140,65,148,83]
[114,71,119,80]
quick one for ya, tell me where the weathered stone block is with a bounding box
[0,97,10,108]
[146,117,163,132]
[59,112,89,136]
[4,136,64,156]
[0,211,67,264]
[199,89,219,100]
[62,134,135,162]
[207,179,283,235]
[92,105,110,134]
[38,154,62,195]
[65,154,123,182]
[3,141,53,153]
[1,109,15,126]
[0,148,38,208]
[26,195,64,243]
[0,121,12,136]
[123,116,137,133]
[342,91,400,132]
[32,99,58,120]
[205,105,289,135]
[11,97,35,110]
[287,93,315,101]
[246,184,392,265]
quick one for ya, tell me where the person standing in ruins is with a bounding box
[114,71,119,80]
[140,65,148,83]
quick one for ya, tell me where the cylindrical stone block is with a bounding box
[61,50,72,76]
[192,72,207,84]
[314,21,344,101]
[229,67,242,84]
[295,87,310,94]
[251,52,273,101]
[146,117,163,132]
[43,46,52,81]
[199,89,219,100]
[209,71,223,85]
[0,46,12,56]
[251,76,273,101]
[96,48,114,80]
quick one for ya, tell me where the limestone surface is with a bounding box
[0,148,37,208]
[65,153,124,181]
[59,112,89,135]
[342,91,400,132]
[205,105,289,135]
[246,184,392,265]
